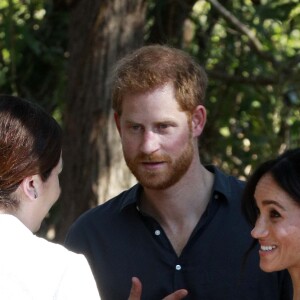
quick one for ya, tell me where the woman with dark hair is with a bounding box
[242,148,300,299]
[0,95,100,299]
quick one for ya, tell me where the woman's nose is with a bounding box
[251,218,269,239]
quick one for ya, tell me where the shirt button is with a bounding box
[175,265,182,271]
[154,230,161,236]
[214,194,219,199]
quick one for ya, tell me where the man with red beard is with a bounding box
[65,45,292,300]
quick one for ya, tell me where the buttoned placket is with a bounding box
[135,191,222,292]
[152,224,186,291]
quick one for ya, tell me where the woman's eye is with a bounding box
[270,209,281,218]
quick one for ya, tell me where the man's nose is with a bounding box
[140,130,159,154]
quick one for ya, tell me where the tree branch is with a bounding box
[206,0,278,66]
[207,0,263,51]
[207,70,279,85]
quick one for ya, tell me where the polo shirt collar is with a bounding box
[119,184,142,211]
[206,165,238,204]
[119,165,237,211]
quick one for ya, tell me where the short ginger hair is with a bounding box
[111,44,208,116]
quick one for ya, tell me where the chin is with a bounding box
[32,222,42,233]
[260,264,281,273]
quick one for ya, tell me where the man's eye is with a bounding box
[131,125,141,131]
[158,123,171,130]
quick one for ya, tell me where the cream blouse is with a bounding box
[0,214,100,300]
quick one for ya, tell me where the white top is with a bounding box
[0,214,100,300]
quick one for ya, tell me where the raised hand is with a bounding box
[128,277,188,300]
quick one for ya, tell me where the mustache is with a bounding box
[134,153,171,163]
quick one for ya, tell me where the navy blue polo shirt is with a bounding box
[65,166,292,300]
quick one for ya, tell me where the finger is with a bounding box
[162,289,188,300]
[128,277,142,300]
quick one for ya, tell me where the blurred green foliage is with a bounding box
[184,0,300,178]
[0,0,67,117]
[1,0,300,180]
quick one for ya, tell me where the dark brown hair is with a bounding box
[242,148,300,227]
[111,44,208,116]
[241,148,300,270]
[0,95,62,208]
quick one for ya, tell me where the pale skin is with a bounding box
[251,173,300,300]
[1,154,183,300]
[0,156,63,232]
[115,82,214,296]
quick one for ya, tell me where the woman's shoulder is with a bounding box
[34,234,86,263]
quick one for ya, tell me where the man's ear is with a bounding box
[114,112,122,136]
[20,176,39,201]
[191,105,206,137]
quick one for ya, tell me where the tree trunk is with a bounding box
[147,0,197,46]
[56,0,146,241]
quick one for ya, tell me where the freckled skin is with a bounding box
[117,83,195,190]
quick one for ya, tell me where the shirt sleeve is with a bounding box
[55,253,101,300]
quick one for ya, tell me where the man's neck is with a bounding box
[140,163,214,256]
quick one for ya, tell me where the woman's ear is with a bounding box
[20,175,39,201]
[191,105,206,137]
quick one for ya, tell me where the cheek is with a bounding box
[121,132,136,147]
[287,229,300,249]
[121,137,137,156]
[53,177,61,200]
[277,225,300,251]
[57,178,62,195]
[167,132,191,152]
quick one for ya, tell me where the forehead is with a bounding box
[255,174,277,195]
[121,83,181,114]
[254,174,295,208]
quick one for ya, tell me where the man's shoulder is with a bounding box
[64,184,140,250]
[206,165,246,207]
[207,165,245,187]
[69,184,139,228]
[221,168,245,189]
